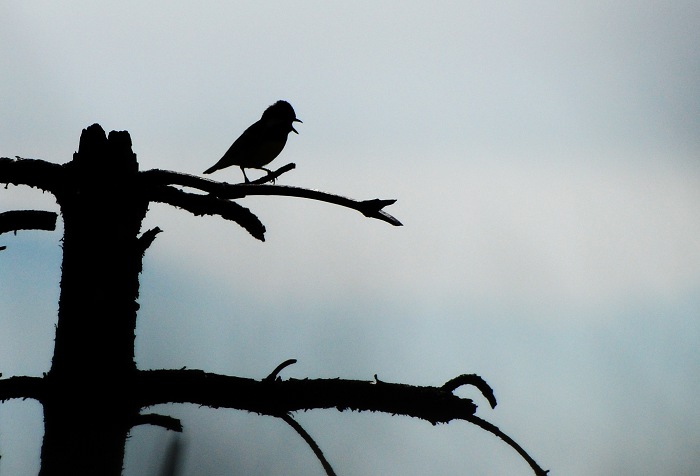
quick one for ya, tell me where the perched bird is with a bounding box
[203,100,301,182]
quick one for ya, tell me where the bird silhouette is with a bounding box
[203,100,301,182]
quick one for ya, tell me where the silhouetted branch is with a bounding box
[0,156,65,192]
[138,370,475,423]
[137,227,163,254]
[0,376,44,402]
[264,359,298,382]
[280,413,337,476]
[249,162,296,184]
[464,415,549,476]
[135,369,546,474]
[0,210,58,235]
[442,374,497,409]
[133,413,183,432]
[139,169,402,226]
[148,185,266,241]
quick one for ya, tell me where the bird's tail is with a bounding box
[202,164,218,174]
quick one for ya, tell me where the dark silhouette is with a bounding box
[203,100,301,182]
[0,124,547,475]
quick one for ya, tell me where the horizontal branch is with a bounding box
[137,369,475,423]
[0,210,58,235]
[135,369,547,475]
[139,169,402,226]
[0,376,44,402]
[0,157,65,193]
[148,185,266,241]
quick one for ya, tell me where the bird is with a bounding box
[203,100,301,182]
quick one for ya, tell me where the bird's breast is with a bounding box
[249,137,287,167]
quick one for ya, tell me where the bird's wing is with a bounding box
[203,120,262,174]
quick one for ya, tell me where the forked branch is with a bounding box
[140,168,402,226]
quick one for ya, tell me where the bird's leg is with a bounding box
[241,166,250,184]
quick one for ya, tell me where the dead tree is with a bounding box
[0,124,547,475]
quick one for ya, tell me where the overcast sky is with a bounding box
[1,2,699,475]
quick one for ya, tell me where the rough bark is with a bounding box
[40,124,147,475]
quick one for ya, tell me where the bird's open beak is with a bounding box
[292,118,302,134]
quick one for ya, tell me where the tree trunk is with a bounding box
[39,124,148,475]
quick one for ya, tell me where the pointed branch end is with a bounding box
[359,199,403,226]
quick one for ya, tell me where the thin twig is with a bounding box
[249,163,297,184]
[264,359,298,382]
[464,414,549,476]
[280,413,337,476]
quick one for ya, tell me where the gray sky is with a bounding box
[2,2,699,475]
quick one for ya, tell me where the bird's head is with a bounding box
[263,100,302,133]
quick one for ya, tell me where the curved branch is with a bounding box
[465,415,549,476]
[139,169,402,226]
[0,210,58,236]
[442,374,497,409]
[0,157,65,193]
[148,185,266,241]
[280,413,337,476]
[133,413,183,432]
[264,359,298,382]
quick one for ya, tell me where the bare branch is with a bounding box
[137,227,163,254]
[139,169,402,226]
[465,415,550,476]
[264,359,298,382]
[137,370,475,423]
[132,413,183,432]
[280,413,337,476]
[135,370,546,475]
[442,374,497,409]
[0,157,65,193]
[249,162,296,184]
[148,185,266,241]
[0,376,44,402]
[0,210,58,236]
